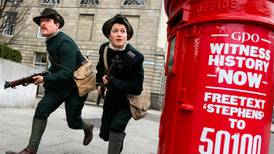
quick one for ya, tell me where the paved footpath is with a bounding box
[0,100,274,154]
[0,102,160,154]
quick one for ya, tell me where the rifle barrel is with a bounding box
[3,71,50,89]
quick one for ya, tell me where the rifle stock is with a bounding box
[4,71,50,89]
[96,58,119,105]
[96,85,105,105]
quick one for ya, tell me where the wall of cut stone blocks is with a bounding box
[1,0,166,110]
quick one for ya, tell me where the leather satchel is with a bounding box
[73,57,96,96]
[128,90,150,120]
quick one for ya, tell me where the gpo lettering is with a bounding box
[231,32,260,43]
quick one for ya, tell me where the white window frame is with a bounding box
[36,27,45,39]
[33,52,48,71]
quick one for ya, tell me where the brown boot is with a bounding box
[83,124,94,145]
[5,148,36,154]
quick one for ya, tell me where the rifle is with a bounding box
[4,71,50,89]
[96,58,119,105]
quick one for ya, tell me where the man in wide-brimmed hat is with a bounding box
[33,7,64,29]
[5,8,94,154]
[96,14,144,154]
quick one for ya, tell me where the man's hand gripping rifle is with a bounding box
[4,71,50,89]
[96,58,119,105]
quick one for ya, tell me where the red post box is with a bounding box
[159,0,274,154]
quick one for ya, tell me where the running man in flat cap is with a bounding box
[96,14,144,154]
[5,8,94,154]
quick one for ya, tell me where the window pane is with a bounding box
[8,0,23,4]
[34,52,47,71]
[1,12,17,36]
[80,0,99,5]
[42,0,60,4]
[123,0,145,5]
[37,27,45,39]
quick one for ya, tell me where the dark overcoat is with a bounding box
[44,32,83,93]
[96,42,144,141]
[34,32,87,129]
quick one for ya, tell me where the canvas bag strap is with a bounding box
[49,54,85,71]
[103,46,109,70]
[82,54,89,62]
[49,54,87,67]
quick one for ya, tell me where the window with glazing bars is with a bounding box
[7,0,23,4]
[42,0,60,4]
[123,0,145,5]
[1,12,17,36]
[34,52,47,69]
[80,0,99,5]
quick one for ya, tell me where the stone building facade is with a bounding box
[0,0,167,110]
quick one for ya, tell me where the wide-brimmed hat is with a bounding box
[33,8,64,28]
[102,14,133,40]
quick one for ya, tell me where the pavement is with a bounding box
[0,98,160,154]
[0,98,274,154]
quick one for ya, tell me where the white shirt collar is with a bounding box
[108,42,128,51]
